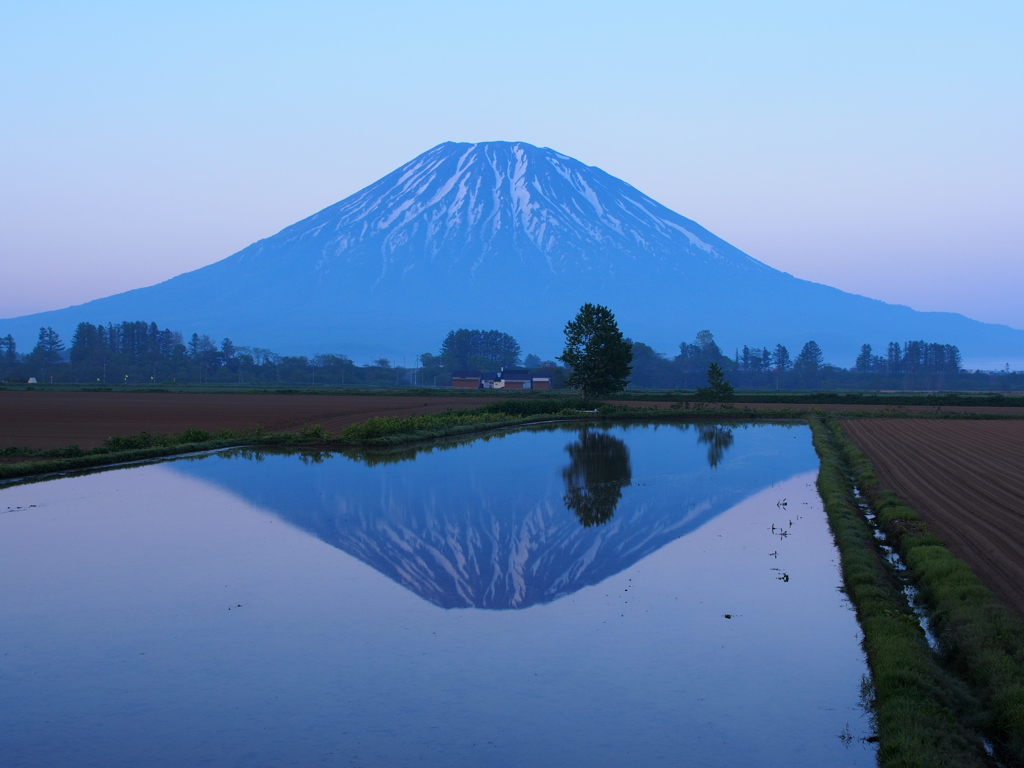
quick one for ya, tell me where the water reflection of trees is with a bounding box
[214,421,740,473]
[562,428,632,528]
[696,425,734,468]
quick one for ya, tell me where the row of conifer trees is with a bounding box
[0,321,1009,391]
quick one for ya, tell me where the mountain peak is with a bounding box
[3,141,1022,366]
[239,139,770,286]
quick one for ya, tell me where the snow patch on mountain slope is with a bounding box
[239,140,769,280]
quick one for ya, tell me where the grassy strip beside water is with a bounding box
[0,400,812,482]
[809,415,991,767]
[335,397,602,443]
[0,400,598,481]
[2,401,1019,486]
[0,426,291,483]
[833,417,1024,764]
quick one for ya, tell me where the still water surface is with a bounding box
[0,422,874,766]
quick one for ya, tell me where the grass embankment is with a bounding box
[828,417,1024,764]
[2,396,1019,486]
[0,427,286,482]
[813,415,1024,766]
[334,397,638,444]
[0,399,599,481]
[810,415,992,766]
[0,398,813,482]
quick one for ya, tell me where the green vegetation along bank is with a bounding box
[0,399,813,482]
[813,415,1024,766]
[829,417,1024,765]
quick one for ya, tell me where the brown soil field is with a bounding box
[0,391,493,450]
[616,400,1024,416]
[735,402,1024,416]
[842,418,1024,617]
[3,390,1023,452]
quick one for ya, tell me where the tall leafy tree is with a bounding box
[558,303,632,403]
[694,330,718,355]
[439,329,521,371]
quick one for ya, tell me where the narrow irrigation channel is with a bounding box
[811,415,1024,768]
[852,486,940,653]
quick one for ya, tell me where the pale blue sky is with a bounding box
[2,1,1022,329]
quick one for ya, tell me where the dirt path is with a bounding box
[0,391,492,450]
[842,419,1024,618]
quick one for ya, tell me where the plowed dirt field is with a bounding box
[4,390,1023,452]
[842,419,1024,617]
[0,391,493,450]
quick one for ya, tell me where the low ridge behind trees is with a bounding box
[559,303,633,404]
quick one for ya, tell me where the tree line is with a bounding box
[1,322,411,387]
[0,320,1016,392]
[0,322,566,388]
[626,332,1010,391]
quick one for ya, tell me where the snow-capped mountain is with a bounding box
[3,140,1022,365]
[250,141,772,284]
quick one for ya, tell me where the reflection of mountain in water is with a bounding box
[169,423,816,610]
[562,429,632,528]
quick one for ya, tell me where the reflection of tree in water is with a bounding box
[562,428,632,528]
[697,425,734,468]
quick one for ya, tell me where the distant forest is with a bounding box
[0,321,1021,392]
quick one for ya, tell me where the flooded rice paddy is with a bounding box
[0,422,874,767]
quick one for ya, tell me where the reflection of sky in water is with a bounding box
[0,422,875,767]
[170,422,819,610]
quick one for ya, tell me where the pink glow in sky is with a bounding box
[2,1,1022,329]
